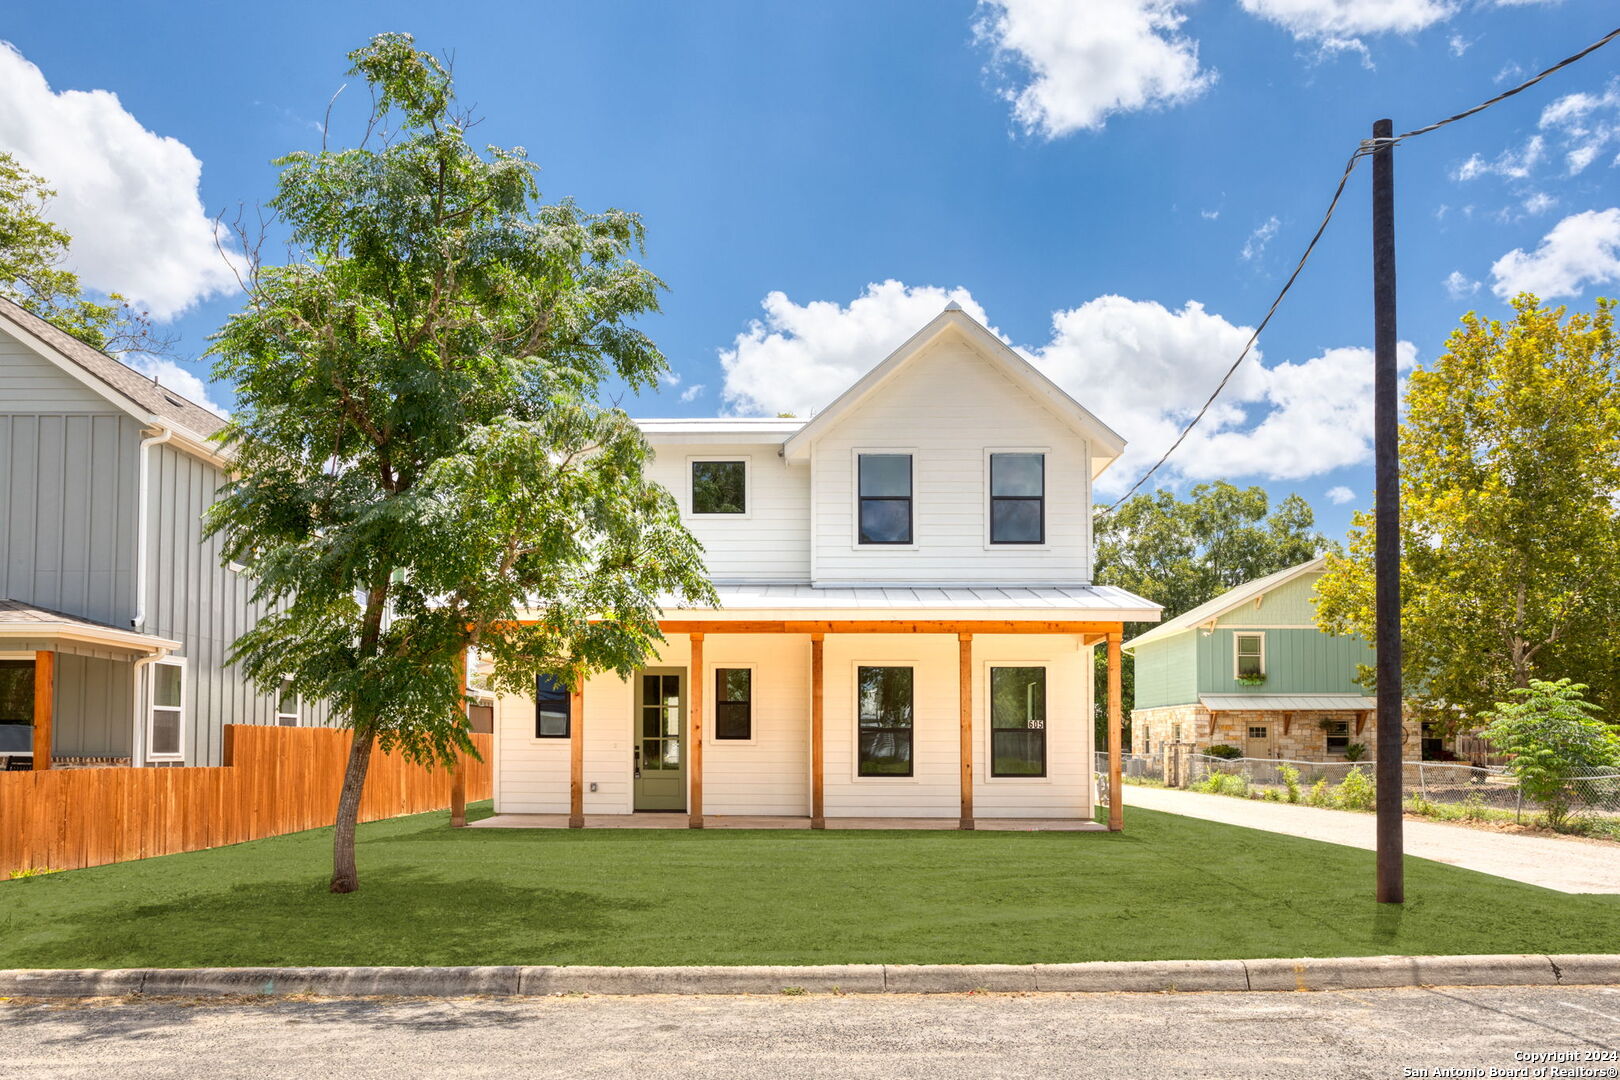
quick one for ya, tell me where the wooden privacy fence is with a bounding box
[0,725,492,877]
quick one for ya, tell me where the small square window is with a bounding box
[692,460,746,515]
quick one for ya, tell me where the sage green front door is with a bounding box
[634,669,686,811]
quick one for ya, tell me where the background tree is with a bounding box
[0,152,173,355]
[1093,482,1330,744]
[1481,679,1620,830]
[207,34,712,893]
[1315,295,1620,730]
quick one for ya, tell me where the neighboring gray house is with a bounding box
[0,296,309,768]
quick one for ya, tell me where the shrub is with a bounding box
[1343,742,1368,762]
[1206,744,1243,760]
[1307,776,1332,807]
[1335,766,1376,812]
[1460,791,1489,822]
[1279,764,1302,804]
[1481,679,1620,830]
[1193,771,1250,798]
[1263,788,1282,802]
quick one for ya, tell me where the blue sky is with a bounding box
[3,1,1617,537]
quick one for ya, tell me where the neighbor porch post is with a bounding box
[810,633,825,829]
[450,651,468,828]
[958,632,974,830]
[689,632,704,829]
[1107,631,1123,832]
[32,650,53,771]
[568,677,585,828]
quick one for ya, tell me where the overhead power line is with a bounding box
[1099,25,1620,515]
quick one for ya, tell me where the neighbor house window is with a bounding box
[990,667,1046,777]
[276,678,299,727]
[857,666,913,776]
[691,460,747,515]
[148,660,185,760]
[1324,719,1350,754]
[858,454,912,544]
[1234,633,1265,678]
[535,674,572,738]
[989,453,1045,544]
[714,668,752,740]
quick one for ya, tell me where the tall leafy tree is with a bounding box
[1093,482,1330,740]
[1316,295,1620,730]
[0,152,172,354]
[206,34,713,892]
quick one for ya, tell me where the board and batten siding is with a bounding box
[646,442,811,583]
[0,328,120,414]
[807,336,1093,585]
[1130,633,1199,710]
[1196,627,1373,697]
[492,632,1093,819]
[1215,572,1327,627]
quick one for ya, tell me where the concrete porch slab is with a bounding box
[468,814,1105,831]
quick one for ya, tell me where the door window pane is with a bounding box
[857,666,913,776]
[989,453,1044,544]
[692,460,746,514]
[858,454,912,544]
[990,667,1046,777]
[715,668,752,740]
[535,674,571,738]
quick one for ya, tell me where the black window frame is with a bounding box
[690,459,748,515]
[1323,719,1350,754]
[535,674,572,739]
[857,453,913,545]
[714,667,753,741]
[989,666,1047,778]
[856,665,914,777]
[988,452,1045,545]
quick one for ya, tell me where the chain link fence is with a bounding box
[1095,749,1620,823]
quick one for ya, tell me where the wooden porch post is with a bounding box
[958,633,974,830]
[810,633,825,829]
[31,650,53,771]
[1107,632,1123,832]
[450,652,468,828]
[689,632,704,829]
[568,677,585,828]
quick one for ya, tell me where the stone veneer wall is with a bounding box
[1132,705,1415,762]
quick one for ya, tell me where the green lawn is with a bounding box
[2,803,1616,969]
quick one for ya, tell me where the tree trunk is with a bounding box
[330,729,376,893]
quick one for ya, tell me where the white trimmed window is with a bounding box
[147,659,186,760]
[1234,633,1265,678]
[276,677,299,727]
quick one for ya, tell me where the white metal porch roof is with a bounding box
[1199,693,1376,711]
[658,583,1161,622]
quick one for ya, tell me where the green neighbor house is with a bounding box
[1123,557,1385,762]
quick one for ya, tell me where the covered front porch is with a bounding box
[0,599,180,770]
[482,584,1159,832]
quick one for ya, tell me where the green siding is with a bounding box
[1196,628,1372,695]
[1216,571,1324,626]
[1130,633,1198,708]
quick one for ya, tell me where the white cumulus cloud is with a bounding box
[123,355,229,418]
[1453,135,1544,181]
[718,283,1410,494]
[1238,0,1455,53]
[1538,80,1620,176]
[0,41,241,320]
[1490,208,1620,300]
[679,383,706,403]
[1326,485,1356,505]
[973,0,1214,138]
[1241,216,1280,261]
[1444,270,1481,300]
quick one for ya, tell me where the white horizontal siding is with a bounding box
[492,632,1093,819]
[644,441,810,584]
[809,337,1093,584]
[0,329,118,413]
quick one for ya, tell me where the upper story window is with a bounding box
[535,674,572,738]
[858,453,912,545]
[1234,633,1265,678]
[691,459,747,515]
[989,453,1045,544]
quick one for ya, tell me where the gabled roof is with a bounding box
[1122,556,1328,653]
[780,304,1127,471]
[636,417,807,445]
[0,295,227,451]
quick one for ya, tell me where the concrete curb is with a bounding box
[1,954,1615,998]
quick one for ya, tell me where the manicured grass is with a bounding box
[2,803,1616,969]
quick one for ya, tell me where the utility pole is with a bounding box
[1371,118,1404,904]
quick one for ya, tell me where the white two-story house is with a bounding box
[485,304,1160,828]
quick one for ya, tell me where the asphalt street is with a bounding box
[3,986,1617,1079]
